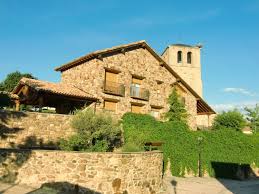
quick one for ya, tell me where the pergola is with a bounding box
[12,78,98,114]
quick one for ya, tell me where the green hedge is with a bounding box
[122,113,259,177]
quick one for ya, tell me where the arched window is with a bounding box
[187,52,192,64]
[177,51,182,63]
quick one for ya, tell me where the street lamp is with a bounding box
[197,136,203,177]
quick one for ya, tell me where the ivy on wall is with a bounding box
[122,113,259,177]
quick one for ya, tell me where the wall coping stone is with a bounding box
[0,110,73,117]
[0,148,162,155]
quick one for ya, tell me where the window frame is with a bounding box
[177,51,182,63]
[187,52,192,64]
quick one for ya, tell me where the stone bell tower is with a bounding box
[162,43,203,97]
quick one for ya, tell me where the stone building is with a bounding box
[12,40,215,129]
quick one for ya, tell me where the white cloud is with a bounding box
[212,101,259,112]
[223,87,256,97]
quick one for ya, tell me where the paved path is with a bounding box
[1,178,259,194]
[163,176,259,194]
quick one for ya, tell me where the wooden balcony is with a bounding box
[130,85,150,101]
[103,81,125,96]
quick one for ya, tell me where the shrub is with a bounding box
[59,109,121,152]
[212,110,246,131]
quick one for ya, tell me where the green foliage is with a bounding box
[212,110,246,131]
[122,113,259,177]
[0,71,36,92]
[165,88,188,123]
[0,92,12,108]
[59,109,121,152]
[245,105,259,134]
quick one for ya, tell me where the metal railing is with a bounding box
[103,81,125,96]
[130,85,150,100]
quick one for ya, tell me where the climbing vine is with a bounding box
[122,113,259,177]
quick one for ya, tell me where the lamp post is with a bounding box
[197,136,203,177]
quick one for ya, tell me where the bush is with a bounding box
[122,113,259,177]
[59,109,121,152]
[212,110,246,131]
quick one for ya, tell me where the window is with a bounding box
[177,51,182,63]
[104,70,125,96]
[131,77,142,97]
[187,52,192,64]
[131,104,143,113]
[105,71,118,83]
[150,107,161,119]
[180,97,186,105]
[104,100,117,112]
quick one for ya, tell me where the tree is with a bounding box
[245,105,259,134]
[212,110,246,131]
[165,88,188,123]
[0,71,36,92]
[0,92,12,109]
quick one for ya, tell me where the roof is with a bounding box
[12,78,97,100]
[54,40,215,114]
[55,40,146,72]
[171,43,194,47]
[0,91,19,99]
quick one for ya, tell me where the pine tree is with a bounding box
[165,88,188,123]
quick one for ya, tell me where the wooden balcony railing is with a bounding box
[130,85,150,100]
[103,81,125,96]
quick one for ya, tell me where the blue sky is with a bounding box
[0,0,259,111]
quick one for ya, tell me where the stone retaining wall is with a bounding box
[0,110,75,148]
[0,149,163,194]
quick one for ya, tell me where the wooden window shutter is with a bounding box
[104,101,117,111]
[132,78,142,85]
[131,104,142,113]
[105,71,118,83]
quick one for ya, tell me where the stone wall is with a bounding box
[196,114,216,129]
[0,110,75,148]
[0,149,163,194]
[61,47,198,129]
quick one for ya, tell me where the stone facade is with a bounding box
[0,149,163,194]
[162,45,203,97]
[0,110,75,148]
[60,47,198,129]
[196,114,217,129]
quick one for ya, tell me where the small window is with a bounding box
[177,51,182,63]
[150,108,161,119]
[187,52,192,64]
[104,100,117,112]
[180,97,186,105]
[131,104,143,113]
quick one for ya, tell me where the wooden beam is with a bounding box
[15,100,20,111]
[97,54,103,60]
[159,61,164,66]
[121,48,126,54]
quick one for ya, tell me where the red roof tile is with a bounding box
[13,78,97,100]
